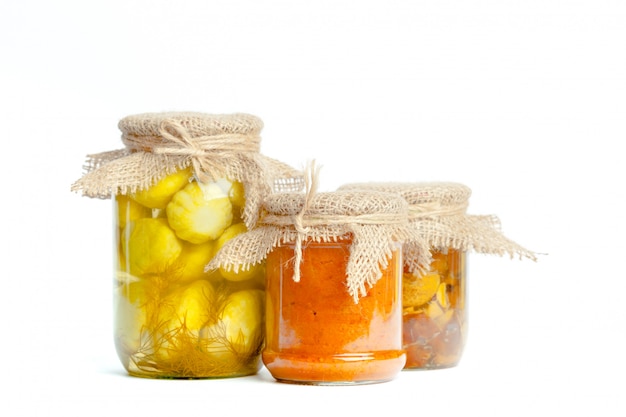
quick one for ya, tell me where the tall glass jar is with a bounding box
[264,237,405,384]
[72,112,303,379]
[113,171,265,378]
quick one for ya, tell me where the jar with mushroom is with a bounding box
[339,182,535,370]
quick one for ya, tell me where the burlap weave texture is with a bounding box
[338,182,537,273]
[209,166,431,302]
[71,112,303,229]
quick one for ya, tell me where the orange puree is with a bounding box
[263,237,406,384]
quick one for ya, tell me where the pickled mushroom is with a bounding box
[402,271,441,308]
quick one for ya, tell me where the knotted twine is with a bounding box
[71,112,304,229]
[338,182,537,274]
[208,163,431,303]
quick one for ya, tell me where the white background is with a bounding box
[1,0,624,415]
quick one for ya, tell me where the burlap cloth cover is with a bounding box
[208,167,431,302]
[338,182,536,273]
[71,112,303,228]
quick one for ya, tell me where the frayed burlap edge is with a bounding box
[339,182,537,274]
[70,112,304,229]
[207,222,429,303]
[208,163,431,302]
[412,213,536,261]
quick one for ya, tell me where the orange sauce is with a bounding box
[263,237,406,384]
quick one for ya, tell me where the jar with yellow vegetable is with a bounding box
[338,182,536,370]
[72,112,302,379]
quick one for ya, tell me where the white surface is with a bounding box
[1,1,624,415]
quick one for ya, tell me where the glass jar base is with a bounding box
[125,369,260,380]
[273,377,394,386]
[263,351,406,385]
[403,361,460,371]
[122,355,262,379]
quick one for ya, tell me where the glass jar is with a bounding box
[402,248,467,369]
[337,181,535,371]
[72,112,305,379]
[263,236,406,385]
[113,169,265,378]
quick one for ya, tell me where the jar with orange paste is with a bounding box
[264,235,404,384]
[210,172,428,384]
[339,182,536,370]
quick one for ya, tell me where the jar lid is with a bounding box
[338,181,536,266]
[210,172,430,303]
[71,112,304,228]
[339,182,471,213]
[118,112,264,151]
[262,189,408,219]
